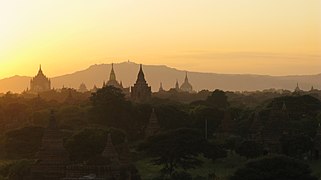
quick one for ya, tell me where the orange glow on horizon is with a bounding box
[0,0,320,78]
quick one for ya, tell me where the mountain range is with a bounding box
[0,61,320,93]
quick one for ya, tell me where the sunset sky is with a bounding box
[0,0,320,78]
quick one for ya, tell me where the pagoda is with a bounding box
[145,108,161,137]
[30,65,51,93]
[130,64,152,102]
[105,63,130,96]
[31,111,68,180]
[180,72,193,93]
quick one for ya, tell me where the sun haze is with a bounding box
[0,0,320,78]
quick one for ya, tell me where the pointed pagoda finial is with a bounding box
[159,82,164,92]
[136,64,146,83]
[295,82,301,92]
[38,64,43,74]
[109,63,116,81]
[175,79,180,90]
[184,71,189,82]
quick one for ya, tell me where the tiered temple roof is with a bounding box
[102,133,120,165]
[145,108,161,137]
[30,65,51,93]
[131,64,152,102]
[31,111,68,180]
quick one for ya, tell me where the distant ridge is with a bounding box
[0,62,320,93]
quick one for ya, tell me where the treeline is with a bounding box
[0,86,321,179]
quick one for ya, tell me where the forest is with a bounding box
[0,87,321,180]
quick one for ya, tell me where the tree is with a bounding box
[192,105,223,138]
[235,140,263,159]
[90,86,131,128]
[138,128,222,177]
[280,134,313,158]
[4,126,44,159]
[230,155,317,180]
[65,128,126,162]
[206,89,229,109]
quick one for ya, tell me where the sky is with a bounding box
[0,0,320,78]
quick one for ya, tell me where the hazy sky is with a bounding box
[0,0,320,78]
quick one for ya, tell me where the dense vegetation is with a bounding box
[0,87,320,179]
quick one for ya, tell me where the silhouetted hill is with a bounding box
[0,62,320,93]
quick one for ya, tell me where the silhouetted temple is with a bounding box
[293,83,302,95]
[106,63,123,89]
[78,83,88,93]
[180,72,193,93]
[175,80,180,91]
[145,109,161,137]
[30,65,51,93]
[31,111,68,180]
[105,63,130,95]
[102,133,120,165]
[131,64,151,102]
[158,82,165,92]
[64,133,134,180]
[29,111,138,180]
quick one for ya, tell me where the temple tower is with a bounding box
[102,133,120,165]
[145,108,161,137]
[175,80,180,91]
[30,65,51,93]
[106,63,123,89]
[158,82,165,92]
[180,72,193,93]
[130,64,152,102]
[78,83,88,93]
[31,111,68,180]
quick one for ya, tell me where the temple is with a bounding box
[30,65,51,93]
[78,83,88,93]
[158,82,165,92]
[64,133,134,180]
[145,108,161,137]
[175,80,180,91]
[31,111,68,180]
[106,63,123,89]
[293,83,302,95]
[180,72,193,93]
[105,63,130,95]
[131,64,152,102]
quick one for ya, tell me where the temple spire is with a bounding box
[37,64,43,75]
[184,72,189,83]
[145,108,160,137]
[175,80,179,90]
[109,63,116,81]
[102,133,120,164]
[159,82,164,92]
[136,64,146,83]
